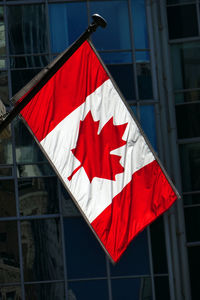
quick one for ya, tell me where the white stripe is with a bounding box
[41,79,154,222]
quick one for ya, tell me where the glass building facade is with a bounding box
[0,0,199,299]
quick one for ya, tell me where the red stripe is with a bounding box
[91,160,177,262]
[20,41,109,142]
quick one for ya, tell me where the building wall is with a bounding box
[0,0,198,299]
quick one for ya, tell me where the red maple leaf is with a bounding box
[68,111,127,182]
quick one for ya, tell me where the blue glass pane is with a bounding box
[64,217,106,279]
[68,280,109,300]
[131,0,149,49]
[90,1,131,50]
[137,63,153,99]
[100,51,132,64]
[107,64,135,100]
[131,105,137,115]
[135,51,150,62]
[110,230,150,276]
[140,105,157,150]
[49,3,87,53]
[112,277,153,300]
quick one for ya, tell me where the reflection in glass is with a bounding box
[176,103,200,139]
[10,55,49,69]
[171,42,200,91]
[17,164,55,178]
[0,221,20,283]
[137,63,153,99]
[14,119,46,164]
[7,5,48,55]
[61,185,80,217]
[188,246,200,300]
[174,90,200,104]
[131,0,149,49]
[64,217,106,279]
[0,71,9,105]
[167,4,198,39]
[25,282,65,300]
[0,180,16,217]
[90,1,131,50]
[21,218,64,282]
[68,280,109,300]
[18,177,59,216]
[0,167,12,177]
[111,277,152,300]
[0,121,12,164]
[11,68,41,95]
[184,207,200,242]
[49,2,87,54]
[179,143,200,192]
[0,7,6,55]
[110,230,150,276]
[0,286,21,300]
[150,217,168,274]
[154,276,170,300]
[107,64,135,100]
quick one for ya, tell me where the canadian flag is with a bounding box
[19,40,178,262]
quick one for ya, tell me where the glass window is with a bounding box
[0,180,16,217]
[0,71,9,106]
[167,5,198,39]
[14,119,46,164]
[184,207,200,242]
[110,231,150,276]
[179,143,200,192]
[140,105,157,150]
[0,286,21,300]
[99,51,132,64]
[176,103,200,139]
[7,5,48,55]
[131,0,149,49]
[61,186,80,217]
[174,90,200,104]
[183,193,200,206]
[21,218,64,282]
[137,63,153,99]
[0,7,6,56]
[64,217,107,279]
[167,0,196,4]
[10,55,49,69]
[90,1,131,50]
[135,51,150,62]
[0,221,20,283]
[11,68,41,95]
[18,177,59,216]
[111,277,152,300]
[188,246,200,300]
[68,280,109,300]
[0,129,12,165]
[25,282,65,300]
[171,42,200,91]
[107,64,135,100]
[150,217,168,274]
[154,276,170,300]
[49,2,87,53]
[0,167,12,177]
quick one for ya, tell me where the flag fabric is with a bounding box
[18,40,178,263]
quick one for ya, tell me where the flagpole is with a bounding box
[0,14,107,134]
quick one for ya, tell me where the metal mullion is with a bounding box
[24,279,65,285]
[58,180,69,300]
[127,0,140,101]
[195,0,200,36]
[178,137,200,144]
[184,203,200,208]
[4,2,26,299]
[187,241,200,247]
[105,256,112,300]
[169,36,200,44]
[147,227,156,300]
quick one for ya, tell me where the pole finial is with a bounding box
[92,14,107,28]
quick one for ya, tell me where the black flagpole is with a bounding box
[0,14,107,134]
